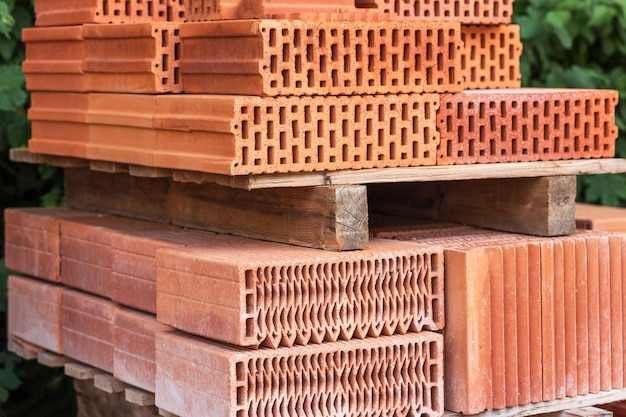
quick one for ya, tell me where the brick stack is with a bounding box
[5,1,625,417]
[6,207,445,417]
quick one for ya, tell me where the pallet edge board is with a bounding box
[10,148,626,190]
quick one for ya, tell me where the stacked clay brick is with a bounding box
[22,0,619,175]
[7,1,625,417]
[5,206,445,417]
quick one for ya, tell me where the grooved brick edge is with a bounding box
[157,235,444,348]
[155,331,444,417]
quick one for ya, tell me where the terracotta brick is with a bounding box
[7,275,64,353]
[114,308,173,392]
[563,237,579,397]
[22,26,85,92]
[610,235,625,389]
[156,235,443,348]
[180,20,463,96]
[154,93,440,175]
[185,0,358,20]
[83,23,182,93]
[437,88,619,165]
[355,0,514,24]
[155,331,444,417]
[111,226,213,313]
[460,25,522,90]
[27,92,90,158]
[4,207,97,281]
[86,94,157,166]
[577,203,626,232]
[62,289,116,372]
[60,214,158,298]
[377,226,626,413]
[33,0,182,26]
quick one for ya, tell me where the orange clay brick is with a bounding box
[83,23,182,93]
[4,207,97,282]
[8,275,64,353]
[27,92,90,158]
[460,25,522,90]
[156,235,443,348]
[111,227,213,314]
[33,0,184,26]
[114,308,173,393]
[355,0,514,24]
[577,203,626,232]
[22,26,85,92]
[60,215,157,298]
[155,331,444,417]
[62,289,116,373]
[86,94,157,166]
[154,93,440,175]
[184,0,359,20]
[180,19,463,96]
[437,88,619,165]
[375,226,626,413]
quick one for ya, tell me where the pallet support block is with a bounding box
[64,168,369,250]
[368,176,576,237]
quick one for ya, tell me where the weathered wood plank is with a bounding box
[368,176,576,237]
[65,362,100,380]
[126,387,155,407]
[38,351,70,367]
[7,338,40,360]
[94,373,127,394]
[64,168,369,250]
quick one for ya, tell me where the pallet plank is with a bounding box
[368,176,576,237]
[64,168,368,250]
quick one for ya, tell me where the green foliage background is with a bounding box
[513,0,626,206]
[0,0,626,415]
[0,0,72,416]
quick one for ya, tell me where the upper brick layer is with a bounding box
[355,0,514,24]
[437,88,619,165]
[180,19,463,96]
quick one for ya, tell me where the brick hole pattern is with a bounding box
[357,0,514,24]
[244,252,443,348]
[260,20,462,96]
[237,338,443,417]
[185,0,220,19]
[157,332,444,417]
[437,90,619,165]
[153,25,183,90]
[460,25,522,90]
[233,94,440,174]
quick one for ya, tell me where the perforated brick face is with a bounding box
[156,331,444,417]
[34,0,185,26]
[355,0,514,24]
[156,93,440,175]
[460,25,522,90]
[437,88,619,165]
[157,237,444,348]
[83,23,182,93]
[180,19,463,96]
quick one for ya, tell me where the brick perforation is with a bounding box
[234,334,443,417]
[234,94,440,174]
[258,20,462,95]
[185,0,220,19]
[460,25,522,89]
[437,90,619,165]
[370,0,513,24]
[99,0,169,20]
[248,253,442,348]
[152,25,182,91]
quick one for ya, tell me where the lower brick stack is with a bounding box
[7,206,626,416]
[4,207,445,417]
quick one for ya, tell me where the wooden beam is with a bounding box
[37,351,70,368]
[368,176,576,237]
[93,374,127,394]
[125,387,155,407]
[64,362,100,380]
[64,168,369,250]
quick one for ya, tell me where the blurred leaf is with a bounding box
[0,65,25,110]
[581,174,626,206]
[0,2,15,38]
